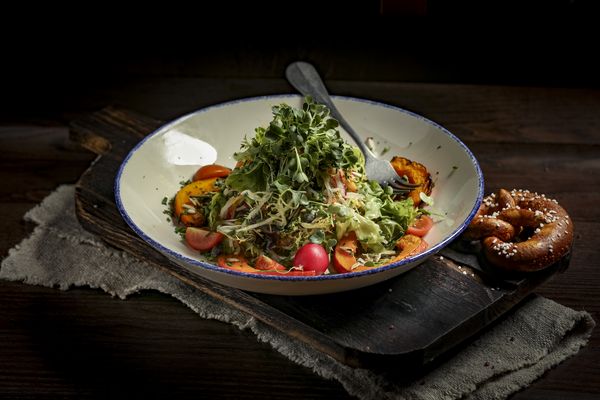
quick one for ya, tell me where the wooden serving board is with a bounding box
[70,106,567,375]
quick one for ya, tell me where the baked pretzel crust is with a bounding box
[463,189,574,272]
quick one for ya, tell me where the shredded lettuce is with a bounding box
[329,203,387,253]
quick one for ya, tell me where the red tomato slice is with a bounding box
[216,255,315,276]
[254,255,287,271]
[185,227,224,251]
[406,215,433,237]
[193,164,232,181]
[257,270,317,276]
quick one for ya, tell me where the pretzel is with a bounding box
[463,189,574,272]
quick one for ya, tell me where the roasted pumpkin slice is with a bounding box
[390,156,433,206]
[174,178,218,226]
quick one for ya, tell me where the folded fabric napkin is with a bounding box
[1,185,595,400]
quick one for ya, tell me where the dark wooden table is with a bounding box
[1,77,599,399]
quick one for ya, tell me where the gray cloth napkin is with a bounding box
[1,185,595,400]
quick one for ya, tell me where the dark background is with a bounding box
[1,0,599,122]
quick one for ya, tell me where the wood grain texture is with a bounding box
[1,80,598,399]
[0,281,351,400]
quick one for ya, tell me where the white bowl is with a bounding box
[115,95,483,295]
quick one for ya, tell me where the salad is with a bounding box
[167,97,433,276]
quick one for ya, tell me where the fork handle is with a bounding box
[285,62,374,159]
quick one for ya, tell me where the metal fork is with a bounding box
[285,61,418,192]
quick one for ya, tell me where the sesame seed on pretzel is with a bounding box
[463,189,574,272]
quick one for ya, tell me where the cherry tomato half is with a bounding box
[406,215,433,237]
[185,227,224,251]
[293,243,330,275]
[193,164,231,181]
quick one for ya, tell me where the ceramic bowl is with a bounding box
[115,95,483,295]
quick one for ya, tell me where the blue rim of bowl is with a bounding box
[115,94,484,282]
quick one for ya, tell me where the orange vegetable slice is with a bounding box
[174,178,218,226]
[390,156,433,206]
